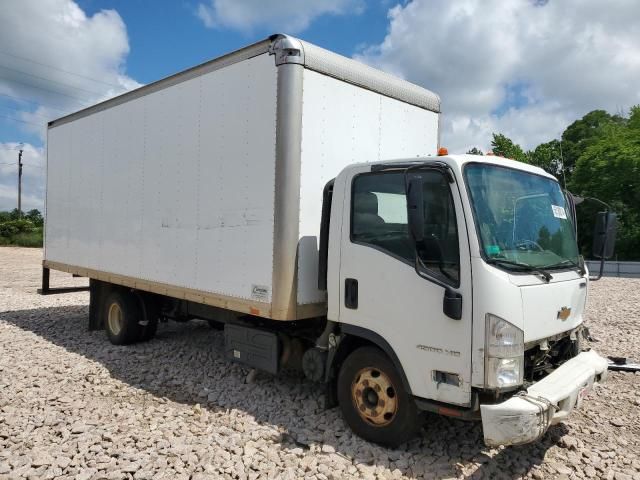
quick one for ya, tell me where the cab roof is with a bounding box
[357,154,558,182]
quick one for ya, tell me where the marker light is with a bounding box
[438,147,448,156]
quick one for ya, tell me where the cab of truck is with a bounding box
[323,154,613,446]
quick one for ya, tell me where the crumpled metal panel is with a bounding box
[480,350,608,446]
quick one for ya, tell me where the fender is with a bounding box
[333,324,412,395]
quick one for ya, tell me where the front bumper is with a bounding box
[480,350,608,446]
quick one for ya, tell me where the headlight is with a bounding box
[485,314,524,389]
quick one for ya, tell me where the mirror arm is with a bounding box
[589,211,610,282]
[578,195,611,211]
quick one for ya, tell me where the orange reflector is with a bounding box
[438,406,463,417]
[438,147,448,156]
[250,307,260,316]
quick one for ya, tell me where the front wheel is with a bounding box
[337,346,421,447]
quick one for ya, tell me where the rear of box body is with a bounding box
[44,37,440,320]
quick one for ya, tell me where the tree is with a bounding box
[561,110,625,181]
[570,115,640,259]
[490,134,528,163]
[25,209,43,227]
[489,106,640,260]
[467,147,483,155]
[529,140,565,180]
[628,105,640,131]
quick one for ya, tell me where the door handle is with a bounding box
[345,278,358,309]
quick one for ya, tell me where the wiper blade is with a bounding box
[541,259,586,275]
[486,258,553,282]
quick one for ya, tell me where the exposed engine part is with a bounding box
[302,347,327,382]
[523,329,588,386]
[607,357,640,372]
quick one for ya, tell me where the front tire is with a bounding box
[104,290,142,345]
[337,346,421,447]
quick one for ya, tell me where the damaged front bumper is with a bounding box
[480,350,608,446]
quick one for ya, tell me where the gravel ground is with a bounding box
[1,247,639,480]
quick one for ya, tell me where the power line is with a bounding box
[0,104,56,121]
[0,64,106,97]
[0,92,68,113]
[0,113,44,127]
[0,74,91,105]
[0,49,122,89]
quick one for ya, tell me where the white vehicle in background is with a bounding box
[42,34,616,447]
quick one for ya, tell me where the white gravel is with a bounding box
[1,246,639,480]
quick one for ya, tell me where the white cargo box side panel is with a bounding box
[297,69,439,304]
[45,53,278,303]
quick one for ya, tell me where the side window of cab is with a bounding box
[351,170,460,286]
[350,172,414,263]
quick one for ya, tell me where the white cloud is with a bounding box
[0,0,140,211]
[0,143,45,212]
[196,0,364,33]
[0,0,140,137]
[357,0,640,152]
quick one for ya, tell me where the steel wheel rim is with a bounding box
[351,367,398,426]
[107,302,123,335]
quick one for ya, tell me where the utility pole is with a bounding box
[17,147,23,218]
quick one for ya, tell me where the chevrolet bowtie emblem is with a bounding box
[557,307,571,320]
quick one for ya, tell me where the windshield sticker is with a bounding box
[551,205,567,219]
[486,245,501,256]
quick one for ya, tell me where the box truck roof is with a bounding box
[48,34,441,130]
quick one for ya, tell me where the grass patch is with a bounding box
[0,227,43,248]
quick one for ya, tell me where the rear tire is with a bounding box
[104,290,142,345]
[337,346,421,447]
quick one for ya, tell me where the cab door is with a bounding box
[337,165,473,406]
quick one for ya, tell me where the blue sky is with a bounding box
[75,0,391,83]
[1,0,639,211]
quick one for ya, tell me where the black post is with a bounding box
[41,267,50,293]
[17,148,23,218]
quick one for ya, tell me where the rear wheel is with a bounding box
[104,290,142,345]
[337,346,421,447]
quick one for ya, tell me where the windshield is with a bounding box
[465,163,579,269]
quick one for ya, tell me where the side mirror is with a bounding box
[592,211,617,259]
[407,177,424,242]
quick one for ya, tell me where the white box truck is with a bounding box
[43,34,615,447]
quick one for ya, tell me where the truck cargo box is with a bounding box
[44,34,441,320]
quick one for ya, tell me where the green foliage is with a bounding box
[0,209,44,247]
[529,140,565,179]
[490,134,528,163]
[0,208,22,222]
[25,209,44,226]
[467,147,484,155]
[0,219,35,237]
[561,110,625,181]
[11,230,43,248]
[490,106,640,260]
[629,106,640,131]
[570,125,640,259]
